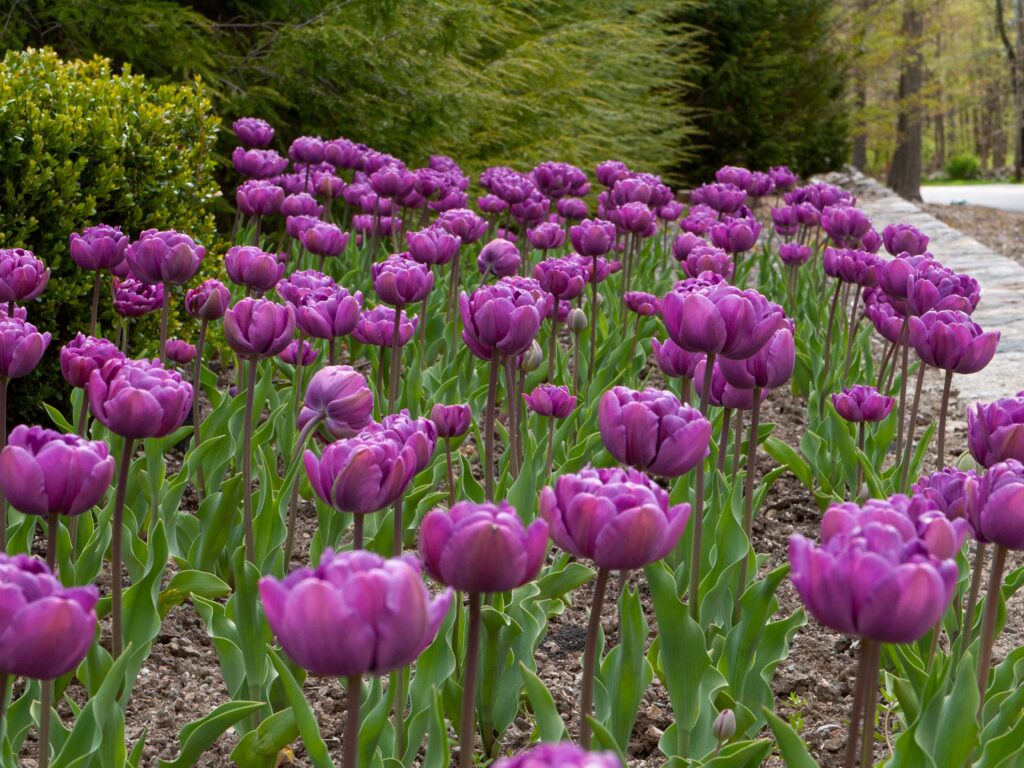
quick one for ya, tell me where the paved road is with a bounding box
[921,183,1024,213]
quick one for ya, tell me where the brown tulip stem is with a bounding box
[42,506,62,763]
[111,437,135,659]
[957,542,988,665]
[329,337,337,366]
[876,339,897,391]
[681,377,692,407]
[352,514,364,550]
[733,388,762,624]
[0,376,7,550]
[89,270,101,337]
[819,280,843,408]
[572,332,581,397]
[976,545,1008,711]
[459,592,482,768]
[388,310,402,413]
[936,369,954,469]
[894,318,910,462]
[343,674,361,768]
[548,299,560,381]
[484,357,500,501]
[843,641,870,768]
[690,354,715,620]
[283,417,322,566]
[158,287,170,364]
[544,418,556,481]
[732,408,745,475]
[375,347,387,406]
[242,360,258,563]
[452,591,463,679]
[392,496,404,556]
[579,567,610,749]
[855,423,865,500]
[717,409,732,474]
[503,358,520,478]
[445,440,457,509]
[859,639,882,768]
[842,287,861,381]
[588,260,598,380]
[193,319,209,499]
[899,362,927,489]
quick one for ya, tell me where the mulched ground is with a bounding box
[919,202,1024,268]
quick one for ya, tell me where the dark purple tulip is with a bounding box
[298,365,374,438]
[651,337,702,379]
[224,298,295,359]
[295,286,363,340]
[719,323,795,390]
[0,426,114,516]
[280,339,319,367]
[491,171,535,205]
[715,165,753,189]
[968,397,1024,467]
[460,281,542,361]
[527,222,566,251]
[624,291,660,316]
[557,197,589,221]
[259,549,450,676]
[662,284,784,359]
[682,245,734,280]
[277,270,337,306]
[657,201,684,222]
[540,466,691,570]
[353,306,417,347]
[568,254,622,285]
[232,147,288,179]
[60,334,123,389]
[524,384,577,419]
[478,194,508,214]
[769,166,798,190]
[69,225,128,271]
[437,208,488,244]
[324,138,364,170]
[532,161,587,199]
[286,214,322,241]
[570,218,617,256]
[615,202,655,236]
[313,171,345,199]
[476,239,522,280]
[165,339,196,366]
[299,222,349,258]
[779,242,811,265]
[289,136,325,165]
[87,358,192,439]
[369,165,416,200]
[406,225,461,267]
[598,387,711,476]
[112,278,163,318]
[878,253,931,308]
[821,206,872,247]
[746,171,775,197]
[305,429,417,514]
[235,179,285,217]
[693,358,763,410]
[831,385,895,423]
[0,554,98,679]
[232,117,274,148]
[770,206,800,237]
[364,411,437,475]
[671,232,705,262]
[863,288,905,344]
[420,501,547,592]
[0,249,49,303]
[909,310,999,374]
[280,193,323,218]
[493,743,621,768]
[691,183,746,214]
[823,247,881,287]
[913,468,980,524]
[185,279,231,321]
[0,316,50,379]
[859,228,883,253]
[673,274,727,294]
[225,246,286,294]
[372,256,434,307]
[533,257,587,302]
[510,194,550,226]
[430,403,472,438]
[883,223,930,257]
[126,229,204,286]
[708,219,761,254]
[595,160,631,188]
[971,460,1024,549]
[906,261,980,316]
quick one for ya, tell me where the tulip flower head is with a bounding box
[112,278,164,318]
[968,396,1024,467]
[0,315,50,379]
[126,229,204,286]
[406,225,461,266]
[692,358,765,410]
[372,255,434,307]
[524,384,577,419]
[708,219,761,254]
[165,339,196,366]
[235,180,284,217]
[232,147,288,178]
[909,310,999,374]
[232,117,274,148]
[493,744,621,768]
[185,279,231,321]
[299,222,349,258]
[60,333,124,389]
[682,245,734,280]
[298,365,374,438]
[831,385,895,423]
[624,291,660,316]
[662,283,784,359]
[437,208,488,244]
[225,246,286,294]
[69,225,129,271]
[779,242,812,266]
[0,248,50,303]
[477,239,522,281]
[651,337,702,380]
[430,403,472,439]
[87,358,192,440]
[971,460,1024,550]
[533,257,588,302]
[224,298,295,359]
[353,306,418,347]
[280,339,319,367]
[295,286,363,340]
[460,281,542,361]
[883,223,930,256]
[718,322,796,390]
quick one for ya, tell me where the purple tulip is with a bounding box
[779,242,811,265]
[557,197,589,221]
[372,256,434,307]
[662,283,784,359]
[0,426,114,517]
[0,554,98,679]
[420,501,547,592]
[304,429,417,514]
[651,337,702,379]
[295,286,363,340]
[715,165,753,189]
[279,339,319,367]
[789,498,958,643]
[288,136,326,165]
[595,160,631,188]
[540,466,691,570]
[657,201,684,222]
[280,193,324,218]
[682,245,734,280]
[863,288,905,344]
[369,166,416,200]
[770,206,800,236]
[478,194,508,214]
[368,411,437,474]
[437,208,488,244]
[126,229,204,286]
[568,254,622,285]
[353,306,418,348]
[524,384,577,419]
[277,270,337,306]
[235,179,285,217]
[406,225,461,266]
[832,385,895,423]
[224,298,295,359]
[598,387,711,476]
[69,225,128,271]
[0,249,49,303]
[878,253,932,309]
[971,460,1024,549]
[691,183,746,214]
[860,228,883,254]
[570,218,617,257]
[259,549,450,676]
[112,278,163,318]
[225,246,286,294]
[231,147,288,178]
[527,222,566,251]
[821,206,872,247]
[476,239,521,281]
[615,202,656,236]
[532,161,588,199]
[87,358,192,439]
[232,117,274,148]
[298,365,374,439]
[533,257,587,302]
[493,743,621,768]
[968,397,1024,467]
[746,171,775,198]
[325,138,364,169]
[719,322,795,390]
[823,247,881,287]
[913,468,980,524]
[708,219,761,254]
[299,222,349,258]
[692,358,764,410]
[185,279,231,321]
[671,232,705,262]
[460,281,542,361]
[286,214,322,241]
[769,166,798,190]
[909,310,999,374]
[906,261,980,316]
[430,403,472,439]
[883,223,930,256]
[624,291,660,316]
[165,339,196,366]
[60,334,123,389]
[0,316,50,379]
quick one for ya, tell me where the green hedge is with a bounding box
[0,48,219,419]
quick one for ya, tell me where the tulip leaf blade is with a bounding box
[762,436,812,489]
[156,700,264,768]
[518,661,567,742]
[763,708,819,768]
[268,647,334,768]
[229,707,300,767]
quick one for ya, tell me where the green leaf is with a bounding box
[158,570,230,618]
[519,662,567,742]
[157,701,264,768]
[268,648,334,768]
[763,709,819,768]
[230,708,300,768]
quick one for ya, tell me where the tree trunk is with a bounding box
[888,3,925,200]
[935,112,946,171]
[996,0,1024,180]
[851,0,871,170]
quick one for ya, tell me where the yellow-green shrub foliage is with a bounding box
[0,48,219,417]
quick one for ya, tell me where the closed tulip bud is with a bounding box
[567,307,588,334]
[259,549,451,676]
[662,283,785,359]
[778,242,812,265]
[0,554,98,679]
[298,365,374,438]
[831,385,895,423]
[112,278,163,318]
[232,147,289,178]
[651,337,702,380]
[165,339,196,366]
[305,430,418,513]
[883,222,930,256]
[324,138,363,169]
[430,403,472,439]
[185,279,231,321]
[295,286,363,340]
[288,136,325,165]
[0,316,50,379]
[541,466,690,570]
[406,225,462,266]
[225,245,286,294]
[770,205,800,236]
[232,117,274,148]
[595,160,631,188]
[372,256,434,307]
[598,387,711,477]
[570,218,617,256]
[909,310,999,374]
[477,239,521,281]
[460,281,542,361]
[87,358,192,439]
[299,222,349,258]
[420,500,547,592]
[353,306,418,347]
[860,228,883,253]
[126,229,204,286]
[624,291,660,316]
[719,323,795,390]
[524,384,577,419]
[713,709,736,742]
[878,253,931,308]
[224,298,295,359]
[69,225,128,272]
[279,338,319,367]
[708,219,761,254]
[60,334,124,389]
[0,249,50,303]
[968,397,1024,467]
[683,245,734,280]
[746,172,774,198]
[519,340,545,373]
[0,425,114,517]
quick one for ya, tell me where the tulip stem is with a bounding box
[936,369,953,468]
[579,567,610,749]
[0,375,7,550]
[855,423,865,500]
[859,639,882,768]
[819,281,843,412]
[689,354,715,620]
[193,318,209,499]
[449,259,461,361]
[459,592,482,768]
[388,311,402,413]
[242,360,258,563]
[572,332,582,398]
[734,387,762,624]
[392,497,403,556]
[957,542,988,664]
[89,271,101,337]
[588,259,598,381]
[445,439,457,508]
[503,359,520,478]
[375,348,387,406]
[717,409,732,474]
[842,287,861,381]
[283,417,322,566]
[343,675,361,768]
[976,545,1008,711]
[681,377,692,407]
[452,591,463,679]
[158,287,170,364]
[544,418,556,481]
[352,514,364,550]
[732,409,744,475]
[548,298,560,380]
[894,318,910,463]
[843,641,870,768]
[75,399,89,438]
[899,362,927,489]
[329,337,337,366]
[0,673,8,738]
[111,437,135,659]
[484,357,500,501]
[876,339,897,391]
